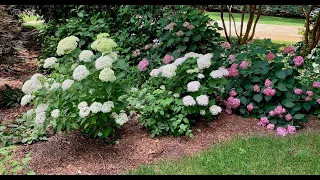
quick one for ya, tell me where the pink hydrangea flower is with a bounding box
[138,58,149,71]
[145,44,151,50]
[313,81,320,88]
[269,110,275,117]
[266,52,276,61]
[276,127,287,136]
[133,49,140,57]
[229,90,237,97]
[187,25,195,30]
[283,45,294,54]
[265,79,272,87]
[228,63,239,77]
[183,22,190,27]
[221,41,231,49]
[225,108,232,114]
[274,106,283,115]
[306,90,313,97]
[293,56,304,67]
[239,61,249,69]
[287,125,296,134]
[228,54,236,62]
[266,123,275,130]
[263,87,276,96]
[285,114,292,121]
[257,117,269,127]
[294,88,303,95]
[163,54,175,64]
[305,96,312,101]
[317,98,320,104]
[176,30,184,36]
[225,96,241,109]
[253,84,260,92]
[247,103,254,111]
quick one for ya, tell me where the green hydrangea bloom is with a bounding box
[91,38,117,55]
[56,36,79,56]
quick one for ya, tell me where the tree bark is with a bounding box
[248,5,262,41]
[220,5,231,43]
[238,5,246,44]
[240,5,256,44]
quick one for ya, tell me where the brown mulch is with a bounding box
[11,113,320,175]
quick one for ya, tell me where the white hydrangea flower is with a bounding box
[50,82,61,91]
[150,69,160,77]
[196,95,209,106]
[73,65,90,81]
[61,79,74,91]
[43,57,57,68]
[197,53,213,70]
[79,50,94,62]
[101,101,114,113]
[108,52,118,62]
[79,106,90,118]
[35,103,48,114]
[30,73,44,81]
[99,67,116,82]
[161,64,177,78]
[160,85,166,90]
[51,109,60,119]
[21,79,42,95]
[183,95,196,106]
[35,112,46,124]
[78,101,88,109]
[184,52,203,58]
[130,87,138,92]
[172,57,187,66]
[56,35,79,56]
[95,55,113,70]
[198,73,205,79]
[21,94,33,106]
[187,81,201,92]
[44,82,50,90]
[209,105,222,115]
[173,93,180,98]
[186,68,199,74]
[113,112,129,126]
[89,102,103,113]
[210,68,229,79]
[71,63,79,70]
[168,91,172,95]
[26,109,35,117]
[200,110,206,115]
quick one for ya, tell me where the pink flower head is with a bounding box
[176,30,184,36]
[239,61,249,69]
[257,117,269,127]
[221,41,231,49]
[313,81,320,88]
[306,90,313,97]
[266,52,276,61]
[253,84,260,93]
[138,58,149,71]
[187,25,195,30]
[285,114,292,121]
[263,86,276,96]
[293,56,304,67]
[265,79,272,87]
[133,49,141,57]
[183,21,190,27]
[145,44,151,50]
[287,125,296,134]
[305,96,312,101]
[247,103,254,111]
[266,123,275,130]
[283,45,295,54]
[228,63,239,77]
[269,110,275,117]
[229,90,237,97]
[294,88,303,95]
[228,54,236,62]
[317,98,320,104]
[225,108,232,114]
[276,127,287,136]
[274,105,283,115]
[225,96,241,109]
[162,54,175,64]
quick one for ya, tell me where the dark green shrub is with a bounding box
[0,84,24,109]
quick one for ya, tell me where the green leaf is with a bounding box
[193,34,201,41]
[235,87,243,94]
[253,94,263,103]
[239,107,246,114]
[284,102,295,108]
[71,122,79,129]
[275,70,286,79]
[303,103,311,112]
[293,114,305,120]
[167,38,174,47]
[103,127,111,137]
[185,31,193,36]
[57,123,63,133]
[277,83,287,91]
[27,170,36,175]
[239,96,248,105]
[189,44,196,51]
[182,37,189,42]
[250,76,260,82]
[264,95,272,102]
[244,82,253,90]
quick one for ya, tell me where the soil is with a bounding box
[1,9,319,175]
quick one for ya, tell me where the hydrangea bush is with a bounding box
[19,34,130,141]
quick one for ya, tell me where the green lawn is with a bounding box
[205,12,305,26]
[124,132,320,175]
[20,13,44,30]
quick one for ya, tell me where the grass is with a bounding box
[124,132,320,175]
[20,13,44,30]
[205,12,305,26]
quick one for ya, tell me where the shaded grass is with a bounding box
[20,13,44,30]
[19,13,41,22]
[124,132,320,175]
[205,12,305,26]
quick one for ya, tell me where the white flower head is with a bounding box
[209,105,222,115]
[101,101,114,113]
[113,112,129,126]
[43,57,57,68]
[79,50,94,62]
[99,67,116,82]
[61,79,74,91]
[78,101,88,109]
[160,85,166,90]
[161,64,177,78]
[150,69,160,77]
[187,81,201,92]
[56,36,79,56]
[51,109,60,119]
[35,103,48,114]
[50,82,61,91]
[108,52,118,63]
[197,53,213,70]
[79,106,90,118]
[168,91,172,95]
[183,95,196,106]
[22,79,42,95]
[30,73,44,81]
[172,57,187,66]
[184,52,203,58]
[89,102,103,113]
[200,110,206,115]
[71,63,79,70]
[196,95,209,106]
[210,67,229,79]
[26,109,35,117]
[21,94,33,106]
[173,93,180,98]
[35,112,46,124]
[198,73,205,79]
[95,55,113,70]
[73,65,90,81]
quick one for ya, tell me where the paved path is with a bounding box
[215,21,304,42]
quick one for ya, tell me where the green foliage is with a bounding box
[0,146,36,175]
[0,84,24,109]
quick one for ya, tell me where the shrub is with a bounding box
[0,84,24,109]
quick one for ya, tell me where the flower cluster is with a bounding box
[209,105,222,115]
[239,61,249,69]
[227,63,239,77]
[111,112,129,126]
[263,79,276,96]
[21,74,43,95]
[43,57,57,68]
[164,22,177,31]
[176,30,184,36]
[253,84,260,92]
[293,56,304,67]
[265,52,275,61]
[182,21,195,30]
[210,67,229,79]
[51,109,60,119]
[182,95,196,106]
[197,53,213,70]
[61,79,74,91]
[221,41,231,49]
[187,81,201,92]
[313,81,320,88]
[276,125,296,136]
[283,45,294,54]
[163,54,175,64]
[224,96,241,114]
[196,95,209,106]
[79,50,94,62]
[91,35,117,55]
[99,67,116,82]
[73,65,90,81]
[35,103,48,124]
[133,49,141,57]
[305,90,313,101]
[160,64,177,78]
[95,55,113,70]
[56,36,79,56]
[228,54,236,62]
[21,94,33,106]
[138,58,149,71]
[269,105,286,118]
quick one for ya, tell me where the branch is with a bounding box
[249,5,262,41]
[228,5,231,39]
[308,11,320,52]
[227,5,239,39]
[241,5,255,44]
[238,5,246,44]
[220,5,231,43]
[302,5,313,56]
